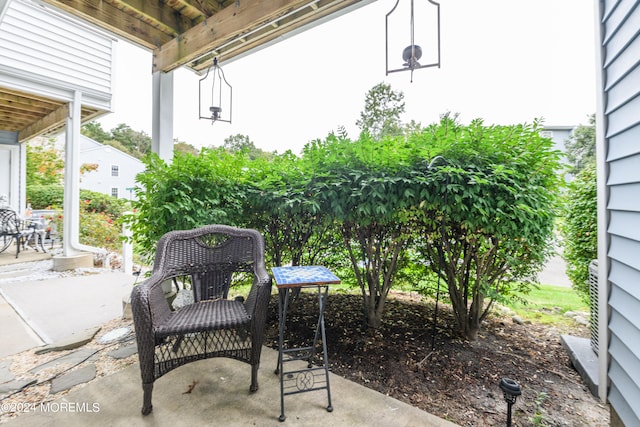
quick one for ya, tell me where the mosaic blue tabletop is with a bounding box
[271,266,341,288]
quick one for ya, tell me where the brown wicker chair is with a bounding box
[131,225,272,415]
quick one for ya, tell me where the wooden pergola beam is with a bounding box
[40,0,180,49]
[18,103,69,142]
[153,0,365,72]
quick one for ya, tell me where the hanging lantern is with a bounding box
[386,0,441,82]
[199,57,232,123]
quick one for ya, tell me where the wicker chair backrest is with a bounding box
[151,225,262,303]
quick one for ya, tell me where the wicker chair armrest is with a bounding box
[131,273,173,332]
[255,264,271,287]
[243,263,272,318]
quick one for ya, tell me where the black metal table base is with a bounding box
[276,285,332,422]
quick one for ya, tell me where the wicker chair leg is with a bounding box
[142,382,153,415]
[250,364,259,392]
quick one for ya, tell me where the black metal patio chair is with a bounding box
[0,208,38,258]
[130,224,272,415]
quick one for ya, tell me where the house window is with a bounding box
[111,187,119,198]
[111,165,119,177]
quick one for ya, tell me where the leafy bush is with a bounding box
[79,208,121,251]
[27,184,64,209]
[561,163,597,302]
[26,185,128,219]
[127,118,562,340]
[127,149,251,259]
[409,118,563,339]
[27,185,127,252]
[79,190,130,219]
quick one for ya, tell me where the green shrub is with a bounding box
[79,209,121,251]
[128,149,250,259]
[26,184,64,209]
[79,190,130,219]
[27,185,127,252]
[561,163,597,302]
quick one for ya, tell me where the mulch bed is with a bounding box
[264,290,609,426]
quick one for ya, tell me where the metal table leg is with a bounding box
[276,285,333,422]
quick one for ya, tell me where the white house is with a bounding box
[78,136,144,200]
[540,125,575,153]
[0,0,114,259]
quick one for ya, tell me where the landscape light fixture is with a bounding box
[199,57,232,124]
[385,0,441,82]
[499,378,522,427]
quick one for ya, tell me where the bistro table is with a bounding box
[271,265,341,422]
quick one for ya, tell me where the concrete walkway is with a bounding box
[0,272,131,345]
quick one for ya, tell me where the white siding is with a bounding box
[78,136,144,201]
[0,0,113,107]
[598,0,640,425]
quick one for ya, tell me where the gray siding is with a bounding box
[599,0,640,425]
[0,130,18,145]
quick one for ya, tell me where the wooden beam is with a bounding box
[189,0,366,72]
[19,103,69,142]
[175,0,229,18]
[109,0,198,34]
[41,0,178,49]
[153,0,315,72]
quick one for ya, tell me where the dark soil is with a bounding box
[265,290,609,426]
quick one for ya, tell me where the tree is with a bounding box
[560,114,597,302]
[222,134,273,159]
[413,118,562,340]
[26,139,64,186]
[244,153,335,268]
[111,123,152,159]
[127,148,250,258]
[565,114,595,174]
[81,121,111,143]
[174,139,199,156]
[306,134,416,329]
[356,83,405,140]
[82,121,152,160]
[223,134,255,152]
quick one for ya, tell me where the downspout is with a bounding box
[63,90,106,256]
[593,0,609,404]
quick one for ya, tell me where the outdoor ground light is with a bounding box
[199,57,232,124]
[499,378,522,427]
[385,0,441,82]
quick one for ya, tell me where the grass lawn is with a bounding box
[505,283,590,326]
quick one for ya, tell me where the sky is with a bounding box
[98,0,597,155]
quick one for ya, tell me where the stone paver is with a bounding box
[50,364,96,394]
[0,378,37,394]
[29,348,98,374]
[0,360,13,383]
[35,326,101,355]
[107,342,137,359]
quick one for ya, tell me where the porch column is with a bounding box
[151,70,174,163]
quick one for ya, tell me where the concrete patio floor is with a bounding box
[0,260,457,426]
[4,345,457,427]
